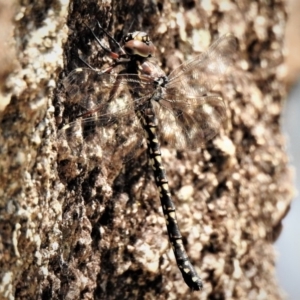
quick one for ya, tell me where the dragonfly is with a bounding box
[60,21,237,290]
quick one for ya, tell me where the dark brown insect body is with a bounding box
[124,36,204,290]
[61,23,237,290]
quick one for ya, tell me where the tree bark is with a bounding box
[0,1,293,299]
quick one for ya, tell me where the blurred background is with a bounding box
[275,0,300,299]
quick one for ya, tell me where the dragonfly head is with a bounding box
[122,31,156,58]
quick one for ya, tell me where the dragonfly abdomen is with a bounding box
[138,106,203,290]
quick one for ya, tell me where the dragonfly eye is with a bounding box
[123,31,155,58]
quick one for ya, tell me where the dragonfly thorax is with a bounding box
[154,75,168,88]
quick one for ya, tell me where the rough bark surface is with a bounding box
[0,1,293,300]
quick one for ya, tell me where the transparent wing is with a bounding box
[58,68,156,162]
[153,95,226,149]
[62,68,155,112]
[168,34,237,97]
[152,34,236,148]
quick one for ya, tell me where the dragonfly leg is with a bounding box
[84,21,126,59]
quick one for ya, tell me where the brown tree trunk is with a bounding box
[0,1,293,299]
